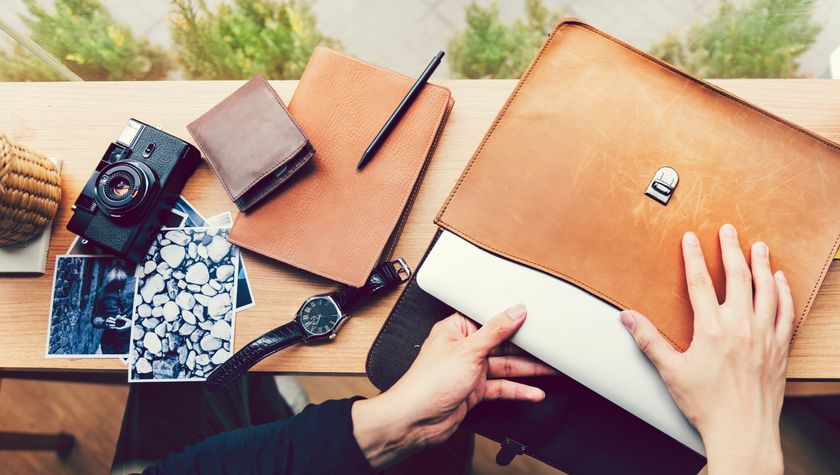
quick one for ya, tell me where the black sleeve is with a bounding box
[143,397,375,475]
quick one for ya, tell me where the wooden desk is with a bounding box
[1,79,839,378]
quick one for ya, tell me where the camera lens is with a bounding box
[111,177,132,197]
[103,171,136,202]
[94,161,158,218]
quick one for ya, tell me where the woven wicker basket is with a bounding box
[0,133,61,245]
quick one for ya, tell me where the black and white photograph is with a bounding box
[129,227,239,382]
[46,255,138,358]
[205,212,256,311]
[173,196,206,228]
[204,211,233,228]
[235,260,255,311]
[174,203,255,312]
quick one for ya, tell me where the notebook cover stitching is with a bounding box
[230,49,453,286]
[435,18,840,348]
[380,98,455,262]
[228,90,451,286]
[349,85,449,286]
[314,47,451,97]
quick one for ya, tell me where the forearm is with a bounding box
[352,393,421,470]
[145,398,374,475]
[144,420,286,474]
[702,421,783,475]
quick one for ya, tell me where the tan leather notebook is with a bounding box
[437,20,840,351]
[229,48,454,287]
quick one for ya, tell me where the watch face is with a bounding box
[299,297,341,336]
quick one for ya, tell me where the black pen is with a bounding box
[356,51,445,171]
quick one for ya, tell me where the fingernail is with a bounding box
[619,311,636,332]
[506,304,527,321]
[776,270,787,283]
[754,241,768,257]
[721,223,737,237]
[683,232,699,245]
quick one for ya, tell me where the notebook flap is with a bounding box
[435,20,840,351]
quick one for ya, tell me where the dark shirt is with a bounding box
[94,291,130,355]
[143,397,374,475]
[97,291,123,315]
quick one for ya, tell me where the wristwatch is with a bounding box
[205,258,411,394]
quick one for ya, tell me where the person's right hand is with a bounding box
[620,224,793,475]
[352,306,554,470]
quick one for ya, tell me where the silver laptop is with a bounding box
[416,230,705,455]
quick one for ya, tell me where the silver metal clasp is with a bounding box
[645,166,679,206]
[392,257,412,283]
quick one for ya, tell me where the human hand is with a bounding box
[352,305,556,470]
[112,315,131,332]
[104,315,130,331]
[620,224,792,475]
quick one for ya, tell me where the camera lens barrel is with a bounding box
[94,161,158,218]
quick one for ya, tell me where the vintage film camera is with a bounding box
[67,119,201,262]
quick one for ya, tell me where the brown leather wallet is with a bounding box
[437,20,840,351]
[187,75,314,212]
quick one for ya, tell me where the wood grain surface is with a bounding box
[1,79,839,378]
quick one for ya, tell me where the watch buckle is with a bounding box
[392,257,412,283]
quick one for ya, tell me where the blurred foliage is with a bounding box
[650,0,821,78]
[0,39,63,81]
[0,0,174,81]
[448,0,564,79]
[0,0,825,82]
[169,0,339,80]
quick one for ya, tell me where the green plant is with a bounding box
[650,0,821,78]
[0,39,63,81]
[0,0,174,81]
[169,0,339,80]
[447,0,564,79]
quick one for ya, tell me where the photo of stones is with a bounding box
[202,211,254,311]
[129,227,239,382]
[176,199,254,312]
[46,255,138,358]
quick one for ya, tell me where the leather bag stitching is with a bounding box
[435,18,840,349]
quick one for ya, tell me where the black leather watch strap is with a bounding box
[205,320,305,394]
[333,259,411,313]
[204,259,410,394]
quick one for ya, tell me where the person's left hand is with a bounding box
[352,304,555,470]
